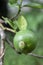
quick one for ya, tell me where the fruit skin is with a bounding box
[13,30,37,54]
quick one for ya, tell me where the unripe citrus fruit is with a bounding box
[13,30,37,54]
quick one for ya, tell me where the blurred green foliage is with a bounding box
[9,0,17,4]
[4,0,43,65]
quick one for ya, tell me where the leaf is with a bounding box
[17,15,27,31]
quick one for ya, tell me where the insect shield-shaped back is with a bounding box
[13,30,37,54]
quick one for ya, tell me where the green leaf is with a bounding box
[17,15,27,31]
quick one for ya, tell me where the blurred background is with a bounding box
[4,0,43,65]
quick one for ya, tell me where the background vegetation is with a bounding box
[4,0,43,65]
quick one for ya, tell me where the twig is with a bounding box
[11,0,23,20]
[29,53,43,59]
[0,24,15,50]
[0,24,16,33]
[4,27,16,33]
[0,53,4,59]
[6,38,15,49]
[0,27,5,65]
[11,5,21,21]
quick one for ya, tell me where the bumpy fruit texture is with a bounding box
[13,30,37,54]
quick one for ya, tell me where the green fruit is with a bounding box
[13,30,37,54]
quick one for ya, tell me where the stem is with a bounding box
[6,38,15,49]
[0,24,16,33]
[4,27,16,33]
[22,3,43,9]
[0,27,5,65]
[29,53,43,59]
[11,2,43,20]
[11,0,23,20]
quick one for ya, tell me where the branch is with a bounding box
[0,24,15,50]
[0,52,4,59]
[0,27,5,65]
[6,38,15,49]
[11,2,43,20]
[11,5,21,21]
[29,53,43,59]
[0,24,16,33]
[11,0,23,20]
